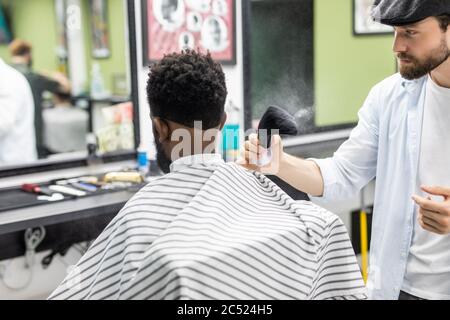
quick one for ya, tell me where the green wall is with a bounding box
[0,44,7,62]
[0,0,127,93]
[0,0,58,71]
[314,0,396,126]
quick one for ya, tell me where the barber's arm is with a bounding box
[239,85,382,200]
[39,71,71,94]
[412,186,450,235]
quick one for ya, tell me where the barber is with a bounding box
[239,0,450,300]
[0,58,37,164]
[9,39,71,159]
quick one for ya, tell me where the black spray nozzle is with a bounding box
[257,106,298,148]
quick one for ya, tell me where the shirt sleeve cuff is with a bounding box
[306,158,338,201]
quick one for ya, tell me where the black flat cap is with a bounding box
[371,0,450,26]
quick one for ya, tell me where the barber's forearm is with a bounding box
[277,153,325,197]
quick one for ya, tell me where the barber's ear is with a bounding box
[219,112,228,131]
[152,117,170,143]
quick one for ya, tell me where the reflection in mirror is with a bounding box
[250,0,314,134]
[248,0,395,135]
[0,0,134,169]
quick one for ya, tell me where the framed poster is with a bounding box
[54,0,68,59]
[89,0,110,58]
[142,0,236,65]
[353,0,393,36]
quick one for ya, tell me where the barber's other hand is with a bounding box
[236,133,284,175]
[412,185,450,235]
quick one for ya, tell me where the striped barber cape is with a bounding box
[49,154,367,300]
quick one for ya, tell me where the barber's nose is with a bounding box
[393,34,407,53]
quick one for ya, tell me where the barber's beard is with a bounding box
[398,37,450,80]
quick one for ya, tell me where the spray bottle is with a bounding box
[90,63,107,100]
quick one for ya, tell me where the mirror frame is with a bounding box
[0,0,141,179]
[241,0,357,134]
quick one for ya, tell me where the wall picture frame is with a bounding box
[141,0,236,66]
[353,0,393,36]
[89,0,111,58]
[54,0,68,59]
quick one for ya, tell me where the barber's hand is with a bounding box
[40,71,72,93]
[412,185,450,235]
[51,72,72,93]
[236,133,284,175]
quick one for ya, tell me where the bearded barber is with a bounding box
[240,0,450,300]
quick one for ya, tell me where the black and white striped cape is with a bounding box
[49,156,367,300]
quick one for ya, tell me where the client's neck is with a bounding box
[174,142,219,161]
[170,129,221,162]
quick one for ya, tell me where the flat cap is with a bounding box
[371,0,450,26]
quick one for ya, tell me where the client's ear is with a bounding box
[218,112,228,130]
[152,117,170,143]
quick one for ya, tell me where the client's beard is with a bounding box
[155,138,172,174]
[398,36,450,80]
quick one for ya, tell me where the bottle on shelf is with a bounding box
[222,99,241,162]
[90,63,108,100]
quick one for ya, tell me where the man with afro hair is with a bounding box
[147,49,228,173]
[50,50,366,300]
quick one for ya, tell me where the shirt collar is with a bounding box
[400,75,427,94]
[170,153,224,173]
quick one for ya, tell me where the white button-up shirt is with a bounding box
[311,73,429,300]
[0,58,37,165]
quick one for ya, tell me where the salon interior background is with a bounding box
[0,0,396,299]
[0,0,127,95]
[0,0,396,128]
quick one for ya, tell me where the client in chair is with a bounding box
[49,50,366,300]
